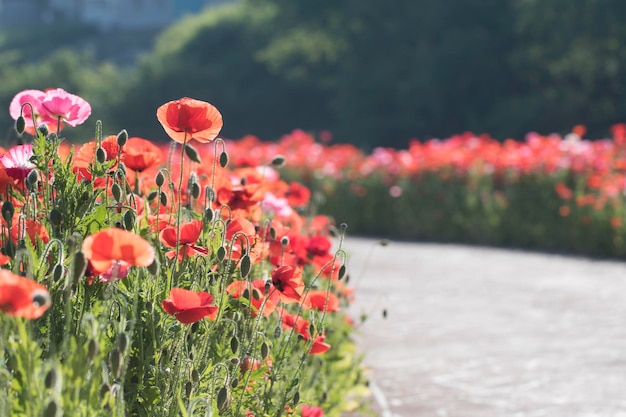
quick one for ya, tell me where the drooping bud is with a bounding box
[159,192,168,207]
[216,386,229,412]
[190,182,200,200]
[15,116,25,135]
[111,183,122,203]
[240,254,251,278]
[72,251,87,283]
[96,147,107,164]
[219,151,228,168]
[43,400,58,417]
[49,208,63,226]
[123,210,135,231]
[2,201,14,225]
[117,333,129,354]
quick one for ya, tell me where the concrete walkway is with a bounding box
[344,237,626,417]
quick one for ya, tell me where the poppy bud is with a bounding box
[270,155,286,167]
[44,368,58,390]
[52,263,64,282]
[190,182,200,199]
[230,336,239,354]
[49,208,63,226]
[216,246,226,262]
[191,369,200,383]
[99,383,110,400]
[123,210,135,231]
[269,227,276,240]
[109,348,122,378]
[15,116,25,135]
[205,186,215,202]
[2,201,14,225]
[273,325,282,338]
[47,132,58,143]
[88,339,99,361]
[117,333,129,354]
[280,236,289,246]
[147,190,158,201]
[230,357,239,366]
[159,192,168,207]
[292,391,300,405]
[96,147,107,164]
[264,281,272,294]
[216,386,229,412]
[260,342,269,359]
[116,129,128,147]
[230,377,239,388]
[43,400,58,417]
[37,124,49,137]
[72,251,87,283]
[147,259,159,276]
[184,144,202,163]
[111,183,122,203]
[338,265,347,280]
[219,151,228,168]
[155,170,165,188]
[240,254,251,278]
[204,207,214,222]
[340,223,348,232]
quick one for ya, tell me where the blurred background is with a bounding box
[0,0,625,148]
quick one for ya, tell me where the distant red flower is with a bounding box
[303,290,340,312]
[156,97,223,144]
[121,137,163,172]
[162,288,218,324]
[271,265,305,303]
[82,228,155,275]
[0,270,51,319]
[73,135,120,182]
[301,405,324,417]
[285,181,311,207]
[309,333,331,355]
[276,307,310,339]
[226,279,280,316]
[159,219,208,260]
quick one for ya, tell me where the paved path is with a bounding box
[344,237,626,417]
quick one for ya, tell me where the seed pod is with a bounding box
[184,144,202,163]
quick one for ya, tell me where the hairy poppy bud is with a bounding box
[2,201,14,225]
[15,116,25,135]
[116,129,128,147]
[49,208,63,226]
[219,151,228,168]
[123,210,135,231]
[43,400,58,417]
[96,147,107,164]
[111,183,122,203]
[155,170,165,188]
[37,124,49,137]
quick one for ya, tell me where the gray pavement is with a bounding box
[344,237,626,417]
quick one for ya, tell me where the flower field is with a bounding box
[0,90,366,417]
[218,127,626,258]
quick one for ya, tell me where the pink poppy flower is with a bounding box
[40,88,91,127]
[0,144,35,180]
[9,89,57,134]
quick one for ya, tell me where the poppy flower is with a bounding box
[156,97,223,144]
[121,137,163,172]
[271,265,305,303]
[301,405,324,417]
[0,144,35,180]
[82,228,155,275]
[162,288,218,324]
[303,290,340,312]
[73,135,120,183]
[309,333,331,355]
[226,279,280,316]
[9,89,58,134]
[40,88,91,127]
[159,219,208,261]
[276,307,310,339]
[0,270,51,319]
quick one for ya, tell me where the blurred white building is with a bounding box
[0,0,229,30]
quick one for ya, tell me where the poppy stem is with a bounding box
[175,134,188,278]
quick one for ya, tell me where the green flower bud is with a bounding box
[116,129,128,147]
[184,144,202,163]
[15,116,25,135]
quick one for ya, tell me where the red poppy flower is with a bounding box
[73,135,120,182]
[162,288,218,324]
[226,279,280,316]
[159,219,208,261]
[121,137,163,172]
[156,97,223,144]
[82,228,155,275]
[309,333,331,355]
[0,270,51,319]
[301,405,324,417]
[303,290,340,312]
[271,265,305,303]
[276,307,310,339]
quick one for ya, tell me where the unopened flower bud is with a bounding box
[15,116,25,135]
[219,151,228,168]
[184,144,202,163]
[111,183,122,203]
[96,147,107,164]
[37,124,49,137]
[271,155,286,167]
[116,129,128,147]
[2,201,14,225]
[155,170,165,188]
